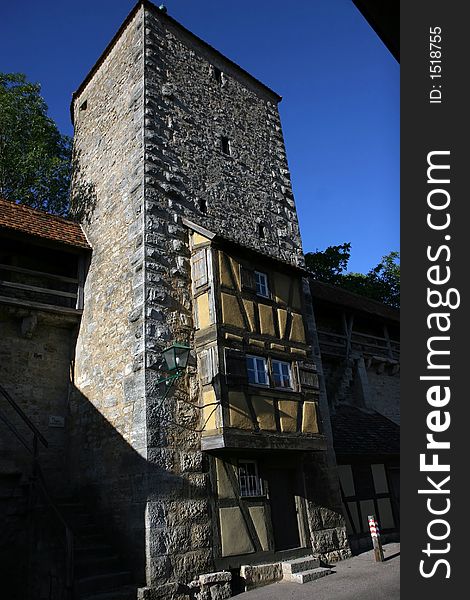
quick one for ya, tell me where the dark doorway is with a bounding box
[267,468,301,551]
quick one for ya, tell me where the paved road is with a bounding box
[239,543,400,600]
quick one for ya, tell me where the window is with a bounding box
[198,198,207,214]
[246,355,268,386]
[272,360,293,389]
[221,136,231,156]
[213,66,223,84]
[238,460,263,497]
[254,271,269,298]
[258,223,266,239]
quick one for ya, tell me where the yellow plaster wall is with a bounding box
[196,292,212,329]
[230,257,241,289]
[216,458,236,500]
[251,396,277,431]
[248,338,265,349]
[248,506,270,551]
[277,308,288,339]
[289,313,306,343]
[301,401,319,433]
[242,299,256,332]
[219,507,254,556]
[377,498,395,529]
[278,400,298,432]
[228,391,253,430]
[219,252,234,288]
[202,387,218,430]
[192,232,211,246]
[371,464,389,494]
[291,282,302,310]
[221,293,244,328]
[259,304,275,336]
[273,272,290,305]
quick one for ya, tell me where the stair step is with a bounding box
[77,533,107,545]
[77,571,132,595]
[283,567,334,584]
[281,556,321,575]
[80,584,138,600]
[75,544,115,558]
[76,555,122,577]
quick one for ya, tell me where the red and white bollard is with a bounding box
[368,515,384,562]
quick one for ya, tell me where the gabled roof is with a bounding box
[0,198,90,250]
[331,405,400,456]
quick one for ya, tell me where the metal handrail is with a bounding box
[0,384,74,599]
[0,385,48,449]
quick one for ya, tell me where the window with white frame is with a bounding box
[238,460,263,497]
[272,360,293,389]
[254,271,269,298]
[246,355,268,386]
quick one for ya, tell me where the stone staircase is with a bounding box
[281,555,334,584]
[58,500,138,600]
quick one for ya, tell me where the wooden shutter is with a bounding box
[240,266,255,291]
[298,366,319,389]
[192,249,208,289]
[225,348,247,386]
[199,348,215,385]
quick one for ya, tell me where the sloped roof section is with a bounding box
[331,405,400,456]
[310,279,399,322]
[0,198,90,250]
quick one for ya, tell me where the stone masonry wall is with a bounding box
[141,5,309,588]
[70,7,147,584]
[300,280,350,562]
[143,6,304,269]
[0,307,77,493]
[367,367,400,425]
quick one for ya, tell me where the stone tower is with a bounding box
[70,1,348,596]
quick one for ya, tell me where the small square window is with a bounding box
[246,355,268,386]
[272,360,293,389]
[238,460,263,497]
[254,271,269,298]
[221,136,231,156]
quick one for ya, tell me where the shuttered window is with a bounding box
[192,249,208,288]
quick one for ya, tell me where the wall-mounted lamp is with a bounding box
[156,343,191,399]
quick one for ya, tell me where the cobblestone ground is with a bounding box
[239,543,400,600]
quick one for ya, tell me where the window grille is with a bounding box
[238,461,263,497]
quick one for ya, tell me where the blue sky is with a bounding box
[2,0,399,273]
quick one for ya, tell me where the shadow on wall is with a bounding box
[68,384,212,591]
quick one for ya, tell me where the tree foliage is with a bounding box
[305,244,400,309]
[0,73,72,215]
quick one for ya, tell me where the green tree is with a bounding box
[0,73,72,215]
[305,244,400,309]
[304,242,352,285]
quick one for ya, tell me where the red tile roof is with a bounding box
[0,198,90,250]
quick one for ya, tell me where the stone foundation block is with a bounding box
[188,571,232,600]
[240,563,282,590]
